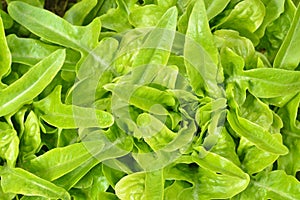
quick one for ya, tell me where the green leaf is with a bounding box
[69,38,118,107]
[192,147,249,180]
[73,164,109,192]
[238,137,279,174]
[278,134,300,176]
[130,86,175,112]
[254,0,285,38]
[0,16,11,81]
[19,111,41,161]
[215,29,258,70]
[7,34,60,66]
[67,71,113,107]
[227,110,288,155]
[256,0,296,62]
[33,86,114,129]
[129,5,165,28]
[100,0,132,32]
[234,170,300,200]
[115,170,164,200]
[77,38,119,80]
[53,127,133,190]
[63,0,97,26]
[0,122,19,167]
[102,165,126,189]
[204,0,230,20]
[166,154,250,199]
[7,34,80,71]
[0,10,14,29]
[209,128,241,166]
[8,1,101,54]
[132,6,178,67]
[185,0,218,64]
[278,93,300,133]
[194,167,248,199]
[6,0,44,7]
[23,141,105,181]
[53,156,101,190]
[0,167,71,200]
[0,49,65,117]
[0,180,15,200]
[273,4,300,69]
[239,94,273,128]
[164,180,191,199]
[157,0,176,8]
[82,0,105,25]
[184,0,223,97]
[244,68,300,98]
[216,0,265,41]
[137,113,177,151]
[277,94,300,175]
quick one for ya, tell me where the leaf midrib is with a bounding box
[6,168,67,198]
[253,181,295,200]
[0,55,61,113]
[9,2,90,53]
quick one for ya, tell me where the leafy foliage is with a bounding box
[0,0,300,199]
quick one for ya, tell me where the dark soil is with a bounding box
[44,0,78,17]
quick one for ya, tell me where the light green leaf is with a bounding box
[19,111,41,161]
[238,137,279,174]
[234,170,300,200]
[244,68,300,98]
[64,0,97,26]
[185,0,218,64]
[255,0,285,38]
[217,0,265,33]
[194,167,249,199]
[115,170,164,200]
[7,34,80,71]
[210,128,241,166]
[137,113,177,151]
[6,0,44,7]
[193,147,249,180]
[0,10,14,29]
[53,127,133,190]
[100,0,132,32]
[278,134,300,176]
[129,5,165,28]
[215,29,258,70]
[23,141,105,181]
[277,94,300,175]
[166,154,250,199]
[0,180,15,200]
[257,0,296,62]
[132,6,178,67]
[77,38,119,80]
[204,0,230,20]
[273,3,300,69]
[8,1,101,54]
[0,49,65,117]
[227,110,288,155]
[0,122,19,167]
[33,86,114,129]
[164,180,191,200]
[239,94,273,128]
[0,16,11,81]
[130,86,175,112]
[1,167,70,200]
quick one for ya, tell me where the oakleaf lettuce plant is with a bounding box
[0,0,299,199]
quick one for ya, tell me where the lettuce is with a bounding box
[0,0,299,199]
